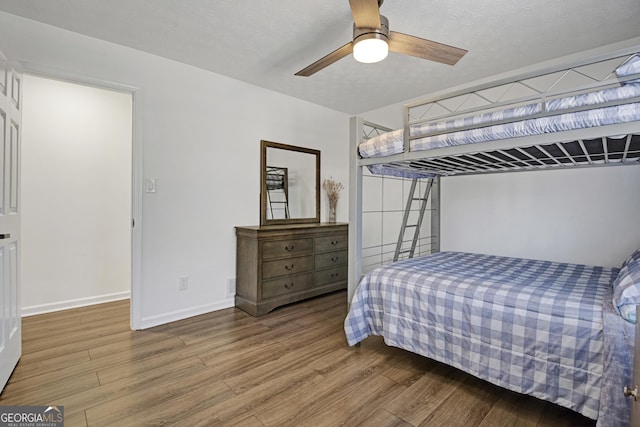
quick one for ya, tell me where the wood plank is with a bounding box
[7,350,90,383]
[85,367,233,425]
[417,376,504,426]
[7,335,187,394]
[177,318,270,347]
[256,347,405,426]
[22,317,130,352]
[98,325,284,385]
[384,363,468,425]
[19,329,142,363]
[66,356,208,419]
[62,410,88,427]
[22,300,129,330]
[114,379,235,427]
[357,408,414,426]
[478,389,545,427]
[537,401,595,427]
[180,368,325,425]
[222,330,345,394]
[95,342,205,385]
[278,376,403,427]
[0,372,100,405]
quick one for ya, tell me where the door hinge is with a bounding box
[624,385,638,401]
[132,218,135,228]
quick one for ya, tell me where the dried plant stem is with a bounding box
[323,178,343,222]
[322,178,343,205]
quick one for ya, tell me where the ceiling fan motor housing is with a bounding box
[353,15,389,44]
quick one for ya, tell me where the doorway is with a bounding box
[21,75,133,318]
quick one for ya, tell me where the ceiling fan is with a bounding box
[295,0,467,77]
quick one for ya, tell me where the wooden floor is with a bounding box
[1,291,595,426]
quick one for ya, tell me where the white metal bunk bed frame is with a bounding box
[348,43,640,300]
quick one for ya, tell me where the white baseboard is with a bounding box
[22,292,235,329]
[137,298,235,330]
[21,291,131,317]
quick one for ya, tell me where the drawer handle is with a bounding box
[285,264,294,271]
[331,240,340,246]
[331,256,339,262]
[284,245,295,251]
[284,283,294,289]
[331,272,340,278]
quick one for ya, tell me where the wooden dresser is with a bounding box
[235,222,348,316]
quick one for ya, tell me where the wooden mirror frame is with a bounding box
[260,140,321,226]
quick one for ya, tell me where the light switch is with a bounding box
[145,178,157,193]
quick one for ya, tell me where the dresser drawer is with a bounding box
[315,234,348,253]
[262,255,313,279]
[262,273,313,299]
[262,238,313,260]
[314,265,348,287]
[315,250,347,270]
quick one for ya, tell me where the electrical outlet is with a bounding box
[226,278,236,297]
[178,276,189,291]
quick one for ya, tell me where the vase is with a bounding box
[328,199,337,223]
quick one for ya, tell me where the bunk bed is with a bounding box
[345,44,640,427]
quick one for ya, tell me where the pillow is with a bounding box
[615,55,640,85]
[621,248,640,270]
[612,248,640,323]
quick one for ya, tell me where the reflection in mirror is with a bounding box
[261,140,320,225]
[265,166,290,219]
[265,149,317,219]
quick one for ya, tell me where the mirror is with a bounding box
[260,140,320,225]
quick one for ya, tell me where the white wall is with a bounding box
[440,166,640,267]
[21,75,132,314]
[0,12,350,328]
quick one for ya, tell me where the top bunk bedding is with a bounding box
[358,53,640,177]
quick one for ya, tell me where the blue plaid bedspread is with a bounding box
[344,252,622,421]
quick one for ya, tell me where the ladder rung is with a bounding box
[404,224,418,228]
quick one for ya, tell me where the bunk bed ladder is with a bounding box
[393,178,433,262]
[266,166,290,219]
[266,188,290,219]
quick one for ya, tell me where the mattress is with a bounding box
[344,251,628,424]
[359,87,640,160]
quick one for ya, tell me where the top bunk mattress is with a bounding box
[359,55,640,160]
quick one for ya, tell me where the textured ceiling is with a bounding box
[0,0,639,114]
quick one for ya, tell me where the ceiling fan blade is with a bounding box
[295,42,354,77]
[349,0,381,29]
[389,31,467,66]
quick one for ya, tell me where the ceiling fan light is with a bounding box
[353,36,389,64]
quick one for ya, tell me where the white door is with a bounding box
[0,51,22,392]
